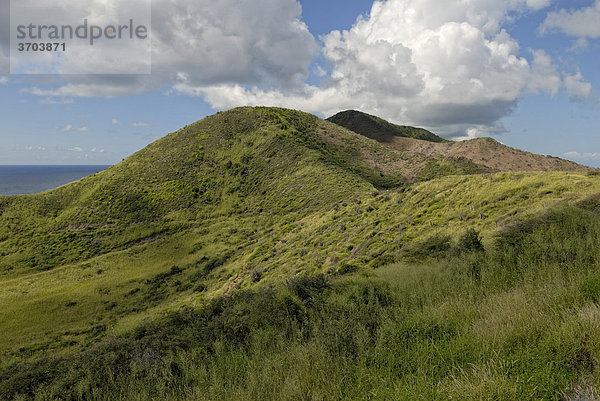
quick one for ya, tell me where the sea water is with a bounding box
[0,165,110,196]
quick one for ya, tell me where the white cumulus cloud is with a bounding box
[527,50,561,96]
[564,71,594,101]
[541,0,600,38]
[17,0,596,139]
[187,0,566,137]
[20,0,317,99]
[564,151,600,160]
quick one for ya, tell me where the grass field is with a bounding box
[3,204,600,400]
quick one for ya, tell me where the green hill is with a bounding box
[0,107,496,277]
[2,107,600,400]
[0,107,402,273]
[327,109,448,143]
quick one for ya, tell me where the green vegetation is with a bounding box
[327,109,448,143]
[3,205,600,400]
[1,107,599,400]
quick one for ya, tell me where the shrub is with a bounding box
[337,263,359,275]
[250,268,263,282]
[286,274,330,306]
[495,219,537,250]
[455,229,484,254]
[369,253,396,269]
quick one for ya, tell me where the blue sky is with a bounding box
[0,0,599,166]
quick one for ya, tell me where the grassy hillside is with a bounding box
[327,110,448,143]
[1,107,600,400]
[3,202,600,400]
[0,107,402,274]
[0,107,496,277]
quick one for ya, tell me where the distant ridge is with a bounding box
[328,110,591,174]
[327,110,448,143]
[391,136,591,173]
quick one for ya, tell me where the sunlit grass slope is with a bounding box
[1,107,398,274]
[1,170,598,357]
[3,203,600,400]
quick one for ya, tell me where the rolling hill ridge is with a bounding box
[2,107,586,276]
[0,106,594,345]
[328,109,590,174]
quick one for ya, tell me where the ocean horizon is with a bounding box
[0,165,111,196]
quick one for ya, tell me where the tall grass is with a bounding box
[2,204,600,400]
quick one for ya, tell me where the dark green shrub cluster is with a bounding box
[455,228,484,254]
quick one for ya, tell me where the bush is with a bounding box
[286,274,330,306]
[337,263,359,275]
[369,253,396,269]
[250,268,263,282]
[455,229,484,254]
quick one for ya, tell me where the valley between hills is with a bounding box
[1,107,600,400]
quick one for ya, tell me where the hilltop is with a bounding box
[327,110,448,143]
[1,107,600,400]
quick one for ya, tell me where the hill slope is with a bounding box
[388,135,590,173]
[0,107,405,274]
